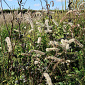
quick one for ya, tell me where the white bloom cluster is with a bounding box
[61,39,69,50]
[46,48,59,52]
[45,56,62,62]
[37,37,41,44]
[43,73,53,85]
[36,19,53,34]
[38,27,42,33]
[34,61,39,65]
[66,10,73,15]
[14,29,19,33]
[49,41,59,47]
[77,24,80,27]
[29,50,45,55]
[45,19,49,27]
[36,22,45,27]
[24,13,34,29]
[45,19,52,30]
[68,38,75,43]
[5,37,12,52]
[24,26,26,29]
[61,38,75,50]
[45,29,52,33]
[63,25,67,32]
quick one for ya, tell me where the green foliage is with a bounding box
[0,8,85,85]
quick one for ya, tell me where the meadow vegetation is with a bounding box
[0,0,85,85]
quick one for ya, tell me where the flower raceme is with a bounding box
[60,38,83,50]
[49,41,59,47]
[52,19,58,26]
[43,73,53,85]
[37,37,41,44]
[61,38,75,50]
[46,48,59,52]
[5,37,12,52]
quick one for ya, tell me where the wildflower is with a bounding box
[28,29,34,33]
[45,19,49,27]
[37,37,41,44]
[36,58,40,61]
[35,22,39,24]
[24,26,26,29]
[66,60,70,63]
[38,27,42,33]
[66,60,70,65]
[36,54,41,57]
[54,41,59,46]
[61,39,70,50]
[68,38,75,44]
[49,41,59,47]
[66,44,70,50]
[61,38,76,50]
[67,74,72,77]
[43,73,53,85]
[29,50,45,55]
[26,66,29,70]
[45,19,52,30]
[24,13,34,28]
[45,26,52,30]
[34,61,39,65]
[46,48,59,52]
[61,39,68,44]
[21,53,31,56]
[30,20,34,29]
[63,25,67,32]
[36,22,45,27]
[49,41,54,46]
[14,29,19,33]
[45,29,52,33]
[52,19,58,26]
[5,37,12,52]
[45,56,62,62]
[66,10,73,15]
[77,24,80,27]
